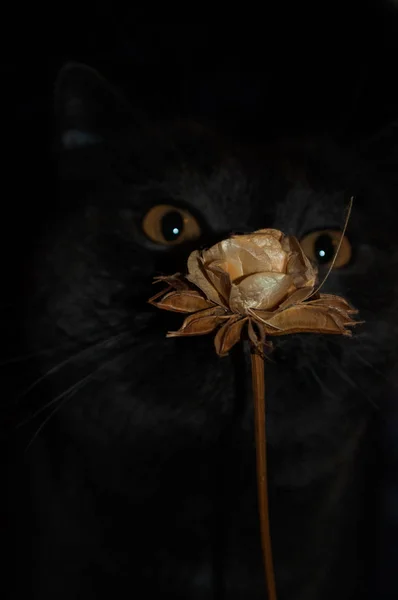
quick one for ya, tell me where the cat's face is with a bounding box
[28,65,397,469]
[22,64,398,597]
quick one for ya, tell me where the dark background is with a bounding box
[2,6,398,597]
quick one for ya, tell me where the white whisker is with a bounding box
[16,332,127,403]
[23,346,134,453]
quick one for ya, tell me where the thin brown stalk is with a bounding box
[251,349,277,600]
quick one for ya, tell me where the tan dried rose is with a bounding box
[149,215,359,600]
[149,228,359,357]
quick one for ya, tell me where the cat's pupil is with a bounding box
[161,211,184,241]
[314,233,335,264]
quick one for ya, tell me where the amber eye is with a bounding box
[300,230,352,268]
[142,204,201,246]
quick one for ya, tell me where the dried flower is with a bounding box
[149,227,358,357]
[148,200,359,600]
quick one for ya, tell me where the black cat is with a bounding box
[14,64,398,599]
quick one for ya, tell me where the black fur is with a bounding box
[11,65,398,599]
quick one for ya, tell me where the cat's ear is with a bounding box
[54,63,134,150]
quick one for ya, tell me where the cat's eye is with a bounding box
[142,204,201,246]
[300,230,352,268]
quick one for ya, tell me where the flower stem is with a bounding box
[250,348,277,600]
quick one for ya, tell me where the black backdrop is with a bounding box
[2,6,398,598]
[7,11,398,144]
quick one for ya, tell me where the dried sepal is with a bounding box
[148,287,173,306]
[258,303,357,336]
[166,306,226,338]
[275,286,314,312]
[149,289,213,313]
[153,273,190,290]
[250,309,283,331]
[248,319,267,356]
[307,293,358,314]
[214,316,248,356]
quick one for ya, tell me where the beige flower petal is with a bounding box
[201,240,225,263]
[187,250,227,307]
[208,258,243,284]
[228,234,287,273]
[207,241,245,279]
[284,236,317,288]
[206,261,233,301]
[237,246,277,275]
[204,234,283,281]
[253,228,283,241]
[208,250,272,282]
[229,272,293,313]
